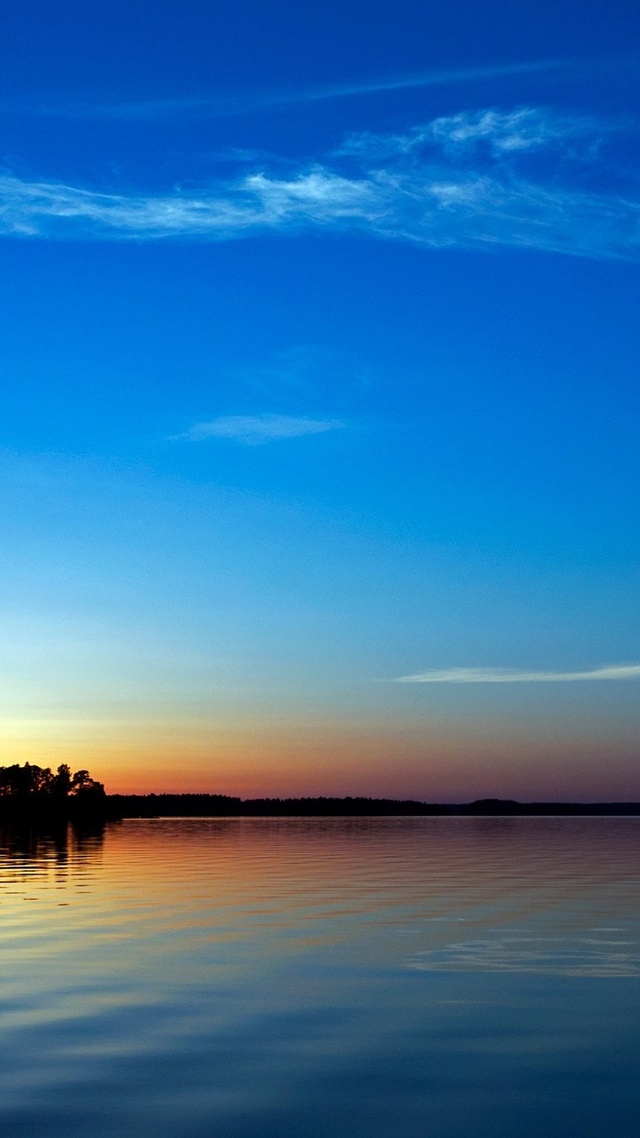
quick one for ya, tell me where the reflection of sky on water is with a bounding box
[409,932,640,976]
[1,818,640,1137]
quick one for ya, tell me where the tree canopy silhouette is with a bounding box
[0,762,106,817]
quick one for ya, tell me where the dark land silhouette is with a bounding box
[0,762,113,822]
[3,765,640,821]
[107,793,640,817]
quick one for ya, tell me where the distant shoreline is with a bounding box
[3,795,640,824]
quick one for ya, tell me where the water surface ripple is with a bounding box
[1,817,639,1136]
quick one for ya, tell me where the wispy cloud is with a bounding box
[178,414,343,445]
[403,106,604,154]
[0,170,376,238]
[395,665,640,683]
[294,58,569,105]
[14,58,567,121]
[1,107,638,259]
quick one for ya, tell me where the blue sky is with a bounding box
[1,1,639,797]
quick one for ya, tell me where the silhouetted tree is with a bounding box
[52,763,73,799]
[0,761,106,815]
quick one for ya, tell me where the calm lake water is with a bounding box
[1,816,639,1137]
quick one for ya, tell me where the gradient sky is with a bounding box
[1,1,639,798]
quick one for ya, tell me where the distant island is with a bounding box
[2,764,640,821]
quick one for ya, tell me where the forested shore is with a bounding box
[3,765,640,820]
[107,793,640,817]
[0,762,113,821]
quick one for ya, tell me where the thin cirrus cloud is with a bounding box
[14,58,568,120]
[395,665,640,684]
[1,107,638,260]
[179,414,344,445]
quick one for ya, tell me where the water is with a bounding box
[1,816,639,1137]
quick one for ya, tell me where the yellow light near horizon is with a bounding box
[1,712,639,801]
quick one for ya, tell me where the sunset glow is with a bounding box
[1,1,638,802]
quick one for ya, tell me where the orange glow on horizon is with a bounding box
[2,714,638,802]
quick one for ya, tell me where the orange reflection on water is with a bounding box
[3,817,639,967]
[2,816,640,1137]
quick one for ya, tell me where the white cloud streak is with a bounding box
[179,414,343,444]
[395,665,640,684]
[0,170,377,239]
[1,107,638,259]
[296,59,568,104]
[19,59,568,121]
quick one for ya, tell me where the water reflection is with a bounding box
[0,818,639,1137]
[0,819,108,867]
[409,933,640,976]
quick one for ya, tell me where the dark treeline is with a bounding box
[108,793,640,818]
[109,794,444,817]
[0,762,112,821]
[3,766,639,820]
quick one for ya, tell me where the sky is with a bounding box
[1,0,639,799]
